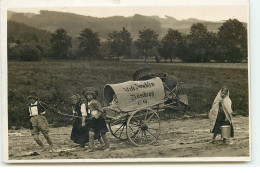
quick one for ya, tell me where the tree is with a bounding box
[8,46,21,61]
[107,27,132,60]
[120,27,132,58]
[19,44,41,61]
[217,19,247,62]
[181,23,215,62]
[50,28,72,59]
[189,23,209,62]
[159,29,183,63]
[136,28,159,62]
[77,28,101,59]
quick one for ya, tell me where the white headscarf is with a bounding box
[209,88,233,129]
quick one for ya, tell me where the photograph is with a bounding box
[1,0,250,163]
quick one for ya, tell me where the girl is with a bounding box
[209,86,234,144]
[69,94,103,148]
[81,87,110,151]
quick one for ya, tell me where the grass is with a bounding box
[7,60,249,128]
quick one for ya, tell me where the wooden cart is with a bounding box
[103,77,188,146]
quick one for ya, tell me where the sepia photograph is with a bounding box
[1,0,250,163]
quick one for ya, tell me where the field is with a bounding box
[7,60,250,160]
[8,60,249,128]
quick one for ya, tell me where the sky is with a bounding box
[9,5,248,22]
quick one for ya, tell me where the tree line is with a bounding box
[8,19,247,63]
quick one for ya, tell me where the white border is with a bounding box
[1,0,251,163]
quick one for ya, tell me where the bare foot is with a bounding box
[50,147,57,153]
[209,140,215,144]
[40,147,48,152]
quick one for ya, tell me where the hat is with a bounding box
[27,92,38,100]
[70,94,81,100]
[133,68,156,81]
[81,87,98,98]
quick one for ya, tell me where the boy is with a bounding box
[27,92,56,152]
[81,87,110,151]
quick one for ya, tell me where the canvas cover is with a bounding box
[104,77,165,112]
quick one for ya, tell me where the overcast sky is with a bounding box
[10,5,248,22]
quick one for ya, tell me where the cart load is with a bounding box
[133,68,178,91]
[104,77,165,112]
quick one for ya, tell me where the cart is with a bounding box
[103,77,188,146]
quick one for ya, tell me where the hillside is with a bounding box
[8,11,161,40]
[8,21,52,46]
[8,10,230,40]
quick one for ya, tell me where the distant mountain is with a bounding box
[8,20,52,46]
[8,10,244,40]
[7,11,16,20]
[8,11,161,40]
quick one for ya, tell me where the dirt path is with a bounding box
[8,116,249,160]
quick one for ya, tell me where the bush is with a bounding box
[20,44,41,61]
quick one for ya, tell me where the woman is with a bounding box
[209,86,234,144]
[69,94,89,147]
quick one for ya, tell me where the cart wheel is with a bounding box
[108,118,128,140]
[126,108,160,147]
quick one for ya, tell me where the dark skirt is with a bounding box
[211,104,234,137]
[70,117,100,144]
[96,117,109,135]
[86,116,109,135]
[70,117,89,144]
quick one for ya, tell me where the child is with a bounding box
[81,87,110,151]
[209,86,234,144]
[69,94,104,148]
[27,92,56,152]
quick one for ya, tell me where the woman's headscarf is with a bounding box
[209,87,233,129]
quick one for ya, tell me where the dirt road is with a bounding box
[8,116,249,160]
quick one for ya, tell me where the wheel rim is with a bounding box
[108,118,128,140]
[127,108,160,146]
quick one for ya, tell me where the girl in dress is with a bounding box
[81,87,110,151]
[209,86,234,144]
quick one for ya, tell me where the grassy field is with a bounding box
[8,60,249,128]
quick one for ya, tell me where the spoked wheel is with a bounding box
[126,108,160,147]
[108,117,128,140]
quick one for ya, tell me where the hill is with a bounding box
[8,20,52,46]
[8,10,230,40]
[8,11,161,40]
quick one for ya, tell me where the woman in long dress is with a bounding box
[70,94,90,147]
[209,86,234,143]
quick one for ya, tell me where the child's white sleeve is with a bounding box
[81,104,87,117]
